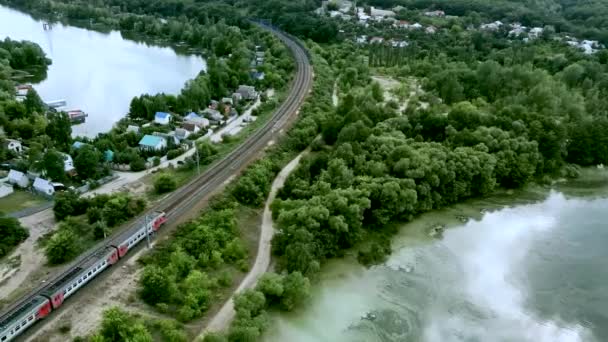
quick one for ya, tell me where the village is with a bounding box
[315,0,604,54]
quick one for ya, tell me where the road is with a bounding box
[203,152,306,334]
[0,24,312,341]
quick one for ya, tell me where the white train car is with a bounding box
[112,211,166,257]
[40,246,118,309]
[0,296,51,342]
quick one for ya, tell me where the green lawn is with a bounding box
[0,191,49,214]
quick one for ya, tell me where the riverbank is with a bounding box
[264,169,608,342]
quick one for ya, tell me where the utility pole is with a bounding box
[195,145,201,175]
[145,214,151,249]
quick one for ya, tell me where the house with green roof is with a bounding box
[139,134,167,151]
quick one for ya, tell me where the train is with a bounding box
[0,211,167,342]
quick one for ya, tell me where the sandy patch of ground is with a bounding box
[202,151,306,335]
[371,75,427,111]
[0,209,55,299]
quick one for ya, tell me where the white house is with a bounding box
[182,122,201,135]
[481,21,503,31]
[370,6,395,19]
[424,10,445,17]
[126,125,140,134]
[185,113,210,129]
[5,139,22,154]
[0,183,13,198]
[8,169,29,188]
[33,177,55,196]
[529,27,544,39]
[425,26,437,34]
[139,135,167,151]
[154,112,172,125]
[174,128,190,141]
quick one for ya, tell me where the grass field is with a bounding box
[0,191,49,214]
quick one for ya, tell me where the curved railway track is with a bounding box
[0,23,312,339]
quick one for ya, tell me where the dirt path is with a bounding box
[332,77,339,107]
[202,151,305,335]
[0,209,55,297]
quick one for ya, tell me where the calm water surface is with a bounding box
[266,187,608,342]
[0,5,205,136]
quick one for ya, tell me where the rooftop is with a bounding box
[155,112,171,119]
[139,135,165,147]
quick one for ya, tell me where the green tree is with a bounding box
[0,215,29,258]
[140,265,176,305]
[45,229,80,264]
[280,272,310,311]
[75,145,103,179]
[23,89,45,114]
[154,173,177,194]
[98,307,153,342]
[42,149,66,182]
[46,112,72,151]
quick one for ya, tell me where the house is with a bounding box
[425,26,437,34]
[409,23,423,30]
[251,71,265,81]
[62,153,75,173]
[0,183,13,198]
[390,40,409,48]
[370,37,384,44]
[529,27,544,39]
[4,139,22,154]
[232,93,243,105]
[185,113,210,128]
[126,125,140,134]
[8,169,29,188]
[236,85,258,100]
[153,132,179,146]
[182,122,201,134]
[481,21,503,31]
[370,6,395,18]
[393,5,405,12]
[356,35,368,44]
[174,128,190,140]
[139,135,167,151]
[202,108,224,123]
[394,20,410,29]
[509,25,527,37]
[154,112,172,125]
[33,177,55,196]
[209,100,219,110]
[424,10,445,17]
[222,97,234,106]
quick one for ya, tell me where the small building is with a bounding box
[424,10,445,17]
[185,115,210,129]
[72,141,86,150]
[8,169,29,188]
[202,108,224,123]
[356,35,368,44]
[104,150,114,162]
[174,128,190,140]
[481,21,503,31]
[529,27,544,39]
[370,6,395,18]
[394,20,410,29]
[236,85,258,100]
[209,100,219,110]
[33,177,55,196]
[4,139,22,154]
[139,135,167,151]
[221,97,234,106]
[154,112,172,125]
[409,23,423,30]
[62,153,75,173]
[232,92,243,105]
[370,37,385,44]
[0,183,13,198]
[184,112,201,121]
[126,125,140,134]
[425,26,437,34]
[251,72,265,81]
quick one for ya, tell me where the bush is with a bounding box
[87,206,103,224]
[153,157,161,166]
[0,215,29,258]
[129,156,146,171]
[154,174,177,194]
[166,149,183,160]
[45,229,80,264]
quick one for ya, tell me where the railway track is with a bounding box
[0,23,312,339]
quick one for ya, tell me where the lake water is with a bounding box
[0,5,205,136]
[266,183,608,342]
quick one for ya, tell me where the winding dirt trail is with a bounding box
[202,152,305,335]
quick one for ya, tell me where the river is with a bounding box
[266,173,608,342]
[0,5,205,136]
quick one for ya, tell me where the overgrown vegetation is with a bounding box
[0,214,29,259]
[46,191,146,264]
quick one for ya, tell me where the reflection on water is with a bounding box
[0,5,205,136]
[266,191,608,342]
